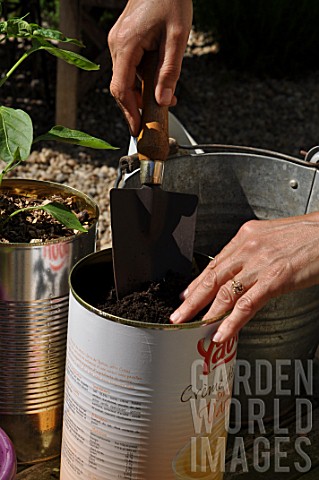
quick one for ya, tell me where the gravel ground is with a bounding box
[3,31,319,249]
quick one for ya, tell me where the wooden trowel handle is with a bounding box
[137,52,170,163]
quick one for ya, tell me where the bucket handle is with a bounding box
[178,143,319,169]
[115,142,319,187]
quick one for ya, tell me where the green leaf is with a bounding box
[30,24,84,47]
[0,21,7,35]
[0,107,33,163]
[34,126,118,150]
[41,202,88,232]
[0,17,82,43]
[1,17,84,45]
[38,44,99,70]
[5,201,89,233]
[5,17,32,37]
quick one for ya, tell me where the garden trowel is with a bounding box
[110,52,198,298]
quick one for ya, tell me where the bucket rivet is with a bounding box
[289,179,299,189]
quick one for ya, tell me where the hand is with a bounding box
[170,212,319,342]
[108,0,193,136]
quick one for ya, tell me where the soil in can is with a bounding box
[97,271,207,324]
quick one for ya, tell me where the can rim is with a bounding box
[71,286,225,330]
[69,249,227,330]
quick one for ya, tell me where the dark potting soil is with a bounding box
[98,271,205,324]
[0,193,93,243]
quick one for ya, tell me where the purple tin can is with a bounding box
[0,428,16,480]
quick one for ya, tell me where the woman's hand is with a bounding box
[108,0,193,136]
[170,212,319,342]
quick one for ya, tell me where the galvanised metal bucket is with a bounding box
[123,146,319,423]
[0,179,99,463]
[60,249,237,480]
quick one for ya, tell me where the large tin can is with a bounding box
[0,179,98,463]
[60,249,238,479]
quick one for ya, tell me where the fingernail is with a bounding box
[159,88,173,105]
[212,331,223,343]
[170,311,181,323]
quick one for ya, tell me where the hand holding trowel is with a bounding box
[110,52,198,299]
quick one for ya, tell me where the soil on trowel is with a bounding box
[98,271,206,324]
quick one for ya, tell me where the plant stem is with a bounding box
[0,158,18,187]
[0,204,43,231]
[0,45,38,87]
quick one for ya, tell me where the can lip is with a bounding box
[71,285,207,329]
[69,248,225,330]
[0,428,17,480]
[72,288,225,330]
[69,249,226,330]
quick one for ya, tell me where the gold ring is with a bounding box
[231,279,244,295]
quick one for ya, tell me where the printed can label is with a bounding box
[60,293,237,479]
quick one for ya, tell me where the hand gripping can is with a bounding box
[60,249,238,479]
